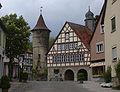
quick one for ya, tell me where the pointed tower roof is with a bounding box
[85,6,94,18]
[32,14,50,31]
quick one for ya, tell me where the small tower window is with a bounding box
[100,24,104,33]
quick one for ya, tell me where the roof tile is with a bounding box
[68,22,92,49]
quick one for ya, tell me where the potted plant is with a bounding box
[0,75,10,92]
[77,73,85,83]
[21,72,28,82]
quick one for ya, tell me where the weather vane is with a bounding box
[40,6,43,15]
[88,6,90,11]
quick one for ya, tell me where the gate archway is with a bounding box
[77,69,88,81]
[64,69,74,81]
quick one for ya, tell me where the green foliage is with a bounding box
[77,73,85,81]
[22,72,28,81]
[27,42,32,51]
[0,75,10,89]
[32,68,47,81]
[113,85,120,90]
[20,72,28,82]
[1,13,30,59]
[49,37,55,48]
[1,13,30,78]
[115,60,120,82]
[104,66,112,83]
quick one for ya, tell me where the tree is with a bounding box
[77,73,85,83]
[1,13,30,79]
[115,60,120,83]
[49,37,55,48]
[104,66,111,83]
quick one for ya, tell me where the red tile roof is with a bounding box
[33,14,50,31]
[47,22,92,55]
[67,22,92,49]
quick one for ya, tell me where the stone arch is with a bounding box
[77,69,88,81]
[64,69,74,81]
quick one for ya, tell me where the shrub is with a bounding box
[77,73,85,81]
[21,72,28,82]
[112,85,120,90]
[0,75,10,89]
[104,66,111,83]
[115,60,120,83]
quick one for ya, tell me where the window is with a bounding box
[112,0,117,4]
[111,16,116,32]
[96,42,104,53]
[112,47,117,61]
[57,44,62,50]
[65,32,69,40]
[54,69,59,74]
[79,54,84,61]
[100,24,104,33]
[76,54,79,62]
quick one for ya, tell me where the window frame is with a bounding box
[111,16,116,33]
[112,0,117,4]
[65,32,69,40]
[100,24,104,34]
[112,46,117,61]
[96,41,104,53]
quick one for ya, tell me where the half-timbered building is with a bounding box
[47,22,92,81]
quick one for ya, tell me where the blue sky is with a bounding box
[0,0,104,37]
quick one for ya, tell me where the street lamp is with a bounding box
[0,3,2,9]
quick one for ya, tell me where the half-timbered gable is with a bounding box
[47,22,92,81]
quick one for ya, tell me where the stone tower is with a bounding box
[84,7,95,31]
[32,13,50,79]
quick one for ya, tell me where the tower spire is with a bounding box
[89,6,90,11]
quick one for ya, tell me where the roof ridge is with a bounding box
[67,21,86,27]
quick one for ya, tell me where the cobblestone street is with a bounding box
[1,81,119,92]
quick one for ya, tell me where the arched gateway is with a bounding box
[77,69,88,81]
[64,69,74,81]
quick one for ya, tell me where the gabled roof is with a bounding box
[32,14,50,31]
[89,0,107,43]
[47,21,92,55]
[68,22,92,49]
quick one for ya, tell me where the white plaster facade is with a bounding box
[0,21,6,78]
[104,0,120,86]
